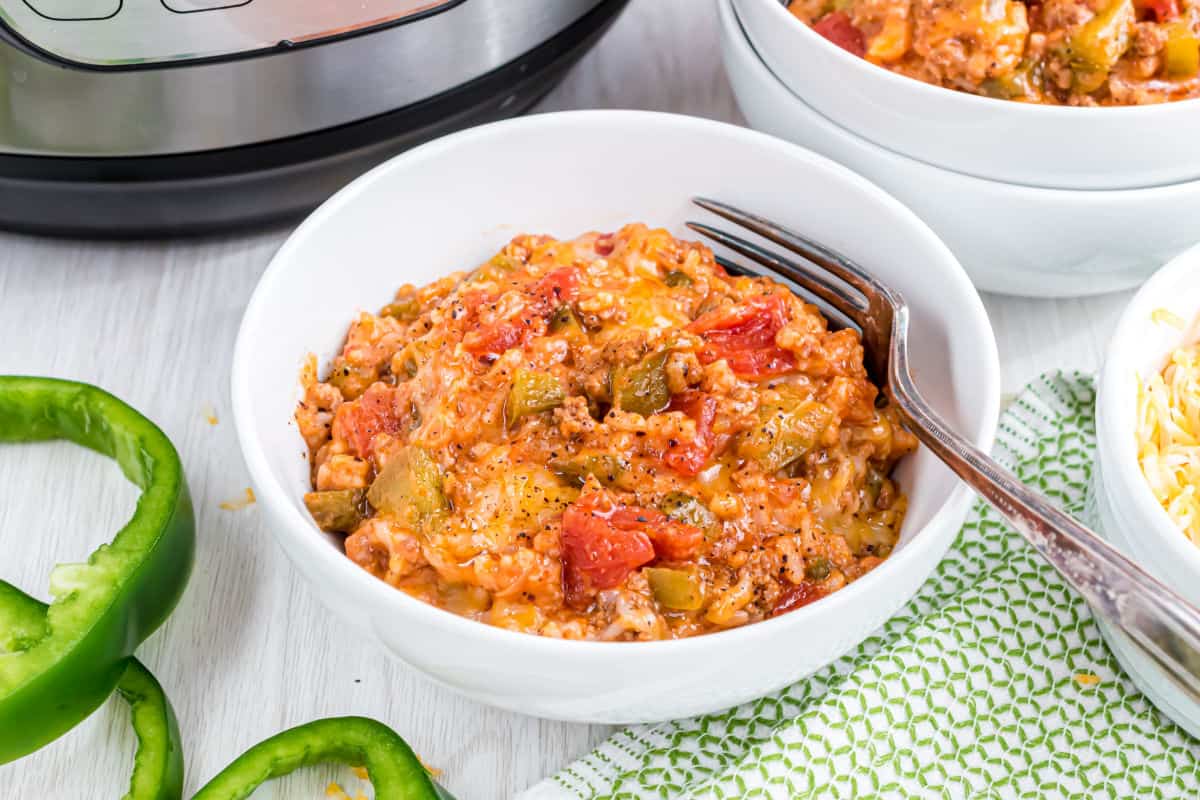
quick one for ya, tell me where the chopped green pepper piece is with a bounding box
[980,59,1041,100]
[660,491,719,538]
[380,296,420,322]
[465,254,523,286]
[1165,22,1200,78]
[548,304,584,335]
[192,717,441,800]
[863,466,885,507]
[827,512,900,557]
[507,369,566,426]
[663,270,693,288]
[645,567,704,611]
[0,377,195,765]
[550,453,634,490]
[612,351,670,416]
[304,489,368,533]
[1,582,185,800]
[1066,0,1134,92]
[804,557,831,581]
[367,445,449,527]
[738,398,834,473]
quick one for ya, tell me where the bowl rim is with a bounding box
[725,0,1200,200]
[231,108,1001,655]
[1097,243,1200,577]
[746,0,1200,119]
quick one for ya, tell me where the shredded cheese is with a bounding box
[1073,672,1101,687]
[218,487,257,511]
[301,352,319,388]
[1137,338,1200,547]
[202,403,219,426]
[1151,308,1187,330]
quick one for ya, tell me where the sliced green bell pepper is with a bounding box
[547,304,585,336]
[367,445,450,527]
[659,491,719,539]
[1067,0,1135,92]
[737,397,834,473]
[506,368,566,426]
[0,378,451,800]
[380,296,421,322]
[804,557,832,581]
[0,376,195,764]
[550,452,636,491]
[192,717,442,800]
[612,351,671,416]
[1,581,184,800]
[118,659,186,800]
[663,270,693,288]
[645,567,704,611]
[304,489,368,533]
[979,59,1042,100]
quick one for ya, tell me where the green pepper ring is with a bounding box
[1,581,184,800]
[0,378,443,799]
[6,576,443,800]
[192,717,443,800]
[0,376,195,764]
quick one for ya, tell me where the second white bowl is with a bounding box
[734,0,1200,191]
[721,0,1200,298]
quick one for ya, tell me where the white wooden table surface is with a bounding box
[0,2,1138,798]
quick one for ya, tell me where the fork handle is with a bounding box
[891,367,1200,704]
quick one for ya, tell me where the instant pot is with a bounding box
[0,0,627,235]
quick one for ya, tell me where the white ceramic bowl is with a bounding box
[734,0,1200,190]
[231,110,999,723]
[1092,243,1200,736]
[720,0,1200,298]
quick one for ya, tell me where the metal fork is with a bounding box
[689,197,1200,703]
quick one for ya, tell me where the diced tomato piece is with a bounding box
[649,519,706,561]
[561,494,656,608]
[1137,0,1178,20]
[812,11,866,57]
[463,318,530,360]
[688,295,797,379]
[533,266,582,307]
[561,493,705,607]
[337,383,403,458]
[608,506,704,562]
[594,234,615,257]
[771,580,827,617]
[462,267,581,361]
[662,392,718,476]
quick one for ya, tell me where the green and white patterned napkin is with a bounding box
[521,372,1200,799]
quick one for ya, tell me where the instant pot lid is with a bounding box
[0,0,603,156]
[2,0,468,66]
[0,0,629,236]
